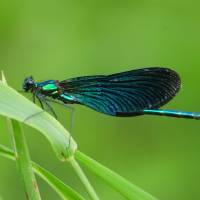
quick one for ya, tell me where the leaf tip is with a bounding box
[1,71,7,85]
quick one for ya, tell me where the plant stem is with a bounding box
[0,146,97,200]
[0,144,85,200]
[7,120,41,200]
[0,144,15,160]
[69,157,100,200]
[76,151,158,200]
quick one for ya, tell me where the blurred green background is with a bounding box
[0,0,200,199]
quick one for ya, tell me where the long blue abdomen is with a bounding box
[143,109,200,119]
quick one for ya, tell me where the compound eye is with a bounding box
[23,76,35,92]
[28,80,34,85]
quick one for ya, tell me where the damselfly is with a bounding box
[22,67,200,120]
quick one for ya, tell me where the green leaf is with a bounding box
[0,72,77,160]
[3,72,41,200]
[8,119,42,200]
[76,151,158,200]
[0,144,15,160]
[0,72,98,199]
[33,162,85,200]
[69,157,100,200]
[0,145,85,200]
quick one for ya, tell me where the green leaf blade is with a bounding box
[76,151,158,200]
[32,162,85,200]
[69,158,100,200]
[0,78,77,160]
[8,119,42,200]
[0,145,85,200]
[0,144,15,160]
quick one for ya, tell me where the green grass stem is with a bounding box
[0,144,85,200]
[69,157,100,200]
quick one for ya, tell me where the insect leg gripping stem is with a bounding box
[42,98,76,133]
[23,98,75,150]
[23,96,57,123]
[44,100,76,150]
[44,98,76,149]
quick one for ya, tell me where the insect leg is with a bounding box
[44,100,58,119]
[44,98,75,149]
[32,90,43,108]
[36,94,58,119]
[37,96,44,109]
[66,105,75,150]
[33,92,36,103]
[67,105,75,134]
[44,98,75,132]
[23,95,56,122]
[23,93,45,122]
[57,103,75,149]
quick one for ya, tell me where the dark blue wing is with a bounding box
[59,67,181,116]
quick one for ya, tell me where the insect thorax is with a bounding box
[36,80,59,95]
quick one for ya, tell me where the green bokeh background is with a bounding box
[0,0,200,199]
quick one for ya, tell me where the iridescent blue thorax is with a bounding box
[36,80,57,89]
[35,80,76,103]
[35,80,59,96]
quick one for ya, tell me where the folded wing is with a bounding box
[59,67,181,116]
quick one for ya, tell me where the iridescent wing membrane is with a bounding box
[59,67,181,116]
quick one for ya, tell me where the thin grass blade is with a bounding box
[76,151,158,200]
[33,162,85,200]
[8,119,42,200]
[0,145,85,200]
